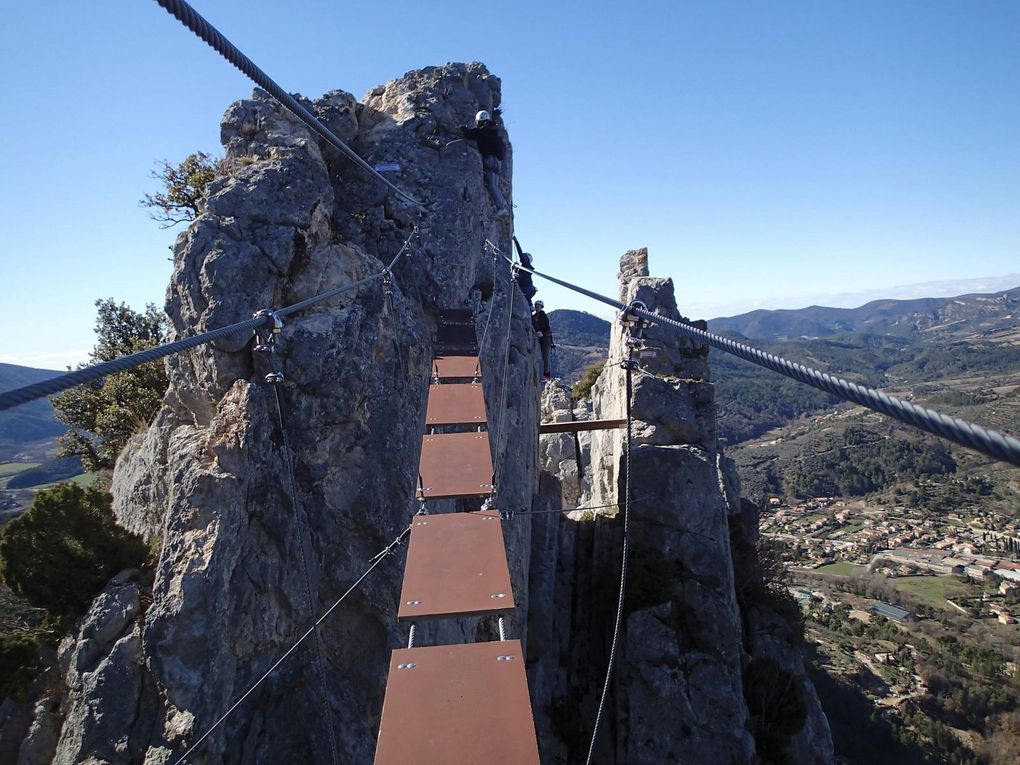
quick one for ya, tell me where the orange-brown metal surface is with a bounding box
[426,384,487,427]
[397,511,513,621]
[417,432,493,498]
[433,355,480,380]
[374,640,540,765]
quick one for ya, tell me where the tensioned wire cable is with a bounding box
[500,254,1020,468]
[0,228,419,412]
[585,356,635,765]
[154,0,424,209]
[270,386,341,765]
[170,524,412,765]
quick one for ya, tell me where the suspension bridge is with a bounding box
[2,1,1019,763]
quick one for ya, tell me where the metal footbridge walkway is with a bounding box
[373,308,540,764]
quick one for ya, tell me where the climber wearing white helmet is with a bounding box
[532,301,554,380]
[460,108,509,218]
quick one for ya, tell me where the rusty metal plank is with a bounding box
[426,384,487,426]
[374,640,540,765]
[397,511,513,621]
[539,418,628,434]
[418,432,493,499]
[432,355,480,380]
[436,323,478,355]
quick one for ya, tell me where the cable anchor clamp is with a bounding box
[620,300,648,326]
[252,309,283,353]
[619,359,639,371]
[265,371,285,384]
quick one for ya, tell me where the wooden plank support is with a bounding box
[374,640,540,765]
[539,418,628,434]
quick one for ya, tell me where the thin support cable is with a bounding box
[153,0,423,209]
[171,525,411,765]
[514,502,620,518]
[1,227,421,412]
[270,386,340,765]
[492,275,517,494]
[585,358,634,765]
[504,256,1020,468]
[477,245,501,352]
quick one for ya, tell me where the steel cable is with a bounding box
[0,228,420,412]
[270,386,340,765]
[477,243,501,352]
[585,357,634,765]
[504,256,1020,468]
[492,274,517,494]
[170,524,412,765]
[153,0,423,209]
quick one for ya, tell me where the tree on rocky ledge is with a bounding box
[139,151,218,228]
[0,483,148,629]
[51,299,168,474]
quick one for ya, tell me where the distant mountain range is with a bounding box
[0,363,65,459]
[546,310,611,384]
[709,286,1020,342]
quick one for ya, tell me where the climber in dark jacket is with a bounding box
[532,301,553,380]
[512,236,538,305]
[461,110,508,216]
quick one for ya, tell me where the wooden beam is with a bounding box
[539,418,627,434]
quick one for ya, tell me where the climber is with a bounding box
[461,109,509,217]
[532,300,553,380]
[512,236,538,305]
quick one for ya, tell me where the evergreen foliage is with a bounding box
[50,299,168,474]
[0,630,42,703]
[571,361,605,400]
[784,426,955,499]
[139,151,219,228]
[0,483,147,627]
[743,657,808,764]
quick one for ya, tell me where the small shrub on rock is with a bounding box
[0,483,148,628]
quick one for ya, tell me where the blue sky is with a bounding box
[1,1,1018,370]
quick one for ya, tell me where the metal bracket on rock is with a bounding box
[252,309,283,353]
[620,300,648,327]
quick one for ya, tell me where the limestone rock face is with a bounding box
[13,62,538,765]
[527,249,833,763]
[11,63,833,765]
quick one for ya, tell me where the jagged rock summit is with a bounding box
[5,62,834,764]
